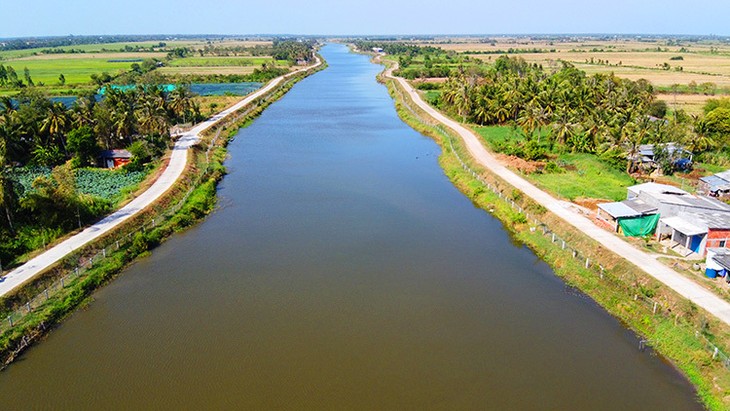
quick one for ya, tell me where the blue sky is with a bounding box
[4,0,730,37]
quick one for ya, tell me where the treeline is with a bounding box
[0,35,176,52]
[353,41,443,56]
[271,39,316,63]
[437,56,730,171]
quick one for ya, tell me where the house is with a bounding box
[629,143,693,172]
[698,170,730,199]
[596,199,658,235]
[627,182,730,217]
[656,212,730,256]
[100,149,132,169]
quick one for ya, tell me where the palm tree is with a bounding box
[40,102,69,154]
[0,136,17,232]
[169,85,194,124]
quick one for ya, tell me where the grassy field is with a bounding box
[474,126,635,201]
[0,39,271,60]
[531,153,635,201]
[0,39,276,87]
[3,57,137,85]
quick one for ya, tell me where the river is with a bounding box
[0,44,702,410]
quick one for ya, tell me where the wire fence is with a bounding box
[0,74,301,341]
[392,81,730,368]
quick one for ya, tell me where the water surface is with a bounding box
[0,44,702,410]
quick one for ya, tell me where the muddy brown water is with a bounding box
[0,44,703,410]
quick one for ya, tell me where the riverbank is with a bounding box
[0,55,326,368]
[380,62,730,410]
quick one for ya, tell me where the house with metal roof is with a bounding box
[596,199,658,235]
[698,170,730,199]
[628,182,730,217]
[657,212,730,256]
[628,143,693,173]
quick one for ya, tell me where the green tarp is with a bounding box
[618,214,660,237]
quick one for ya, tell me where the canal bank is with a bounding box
[0,44,703,410]
[379,55,730,409]
[0,56,326,367]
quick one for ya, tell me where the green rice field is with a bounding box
[2,58,135,85]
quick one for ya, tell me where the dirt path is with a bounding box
[384,64,730,326]
[0,57,321,298]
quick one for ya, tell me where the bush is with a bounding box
[522,140,548,161]
[544,161,565,174]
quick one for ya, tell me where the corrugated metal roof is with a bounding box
[700,175,730,192]
[100,149,132,159]
[713,254,730,271]
[598,202,642,218]
[661,216,707,236]
[628,182,688,196]
[715,170,730,182]
[623,199,657,215]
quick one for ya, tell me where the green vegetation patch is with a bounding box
[168,57,287,67]
[474,125,522,150]
[532,153,635,201]
[74,169,147,201]
[11,167,146,202]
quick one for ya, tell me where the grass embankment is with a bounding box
[0,60,326,368]
[384,73,730,410]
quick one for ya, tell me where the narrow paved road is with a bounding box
[386,65,730,326]
[0,57,321,297]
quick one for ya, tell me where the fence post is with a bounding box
[585,258,590,269]
[44,288,49,300]
[102,248,106,258]
[551,233,555,243]
[714,347,719,360]
[562,240,565,250]
[25,302,31,313]
[653,301,658,314]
